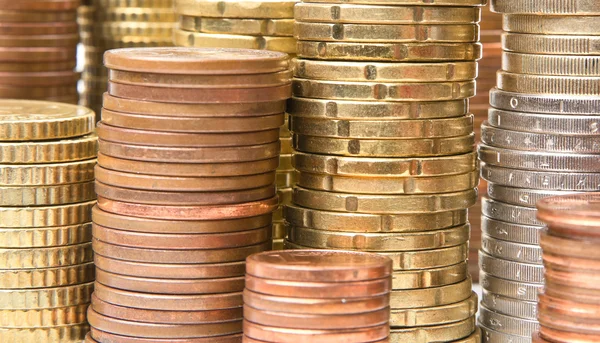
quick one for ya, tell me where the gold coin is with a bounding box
[93,0,173,6]
[390,292,476,326]
[0,201,95,228]
[504,14,600,35]
[294,60,477,82]
[272,238,284,250]
[303,0,486,5]
[390,317,476,343]
[0,160,96,186]
[175,0,296,18]
[297,41,482,61]
[497,71,600,96]
[81,34,174,49]
[292,79,476,101]
[0,282,93,309]
[503,52,600,76]
[272,221,286,239]
[276,170,298,189]
[174,29,296,53]
[0,324,89,343]
[94,8,176,22]
[0,134,97,164]
[295,3,480,24]
[279,153,293,170]
[280,137,293,154]
[0,223,92,248]
[94,22,173,38]
[502,32,600,55]
[0,242,92,270]
[0,9,77,22]
[0,304,88,328]
[0,262,95,289]
[292,186,477,214]
[0,181,96,206]
[179,16,294,36]
[491,0,600,15]
[292,134,475,157]
[295,23,479,43]
[390,276,472,308]
[392,262,469,290]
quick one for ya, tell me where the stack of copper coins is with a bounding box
[0,0,79,103]
[285,1,484,341]
[0,100,97,342]
[535,194,600,343]
[243,250,393,342]
[78,0,175,118]
[479,2,600,341]
[86,47,290,342]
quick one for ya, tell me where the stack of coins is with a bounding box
[0,1,79,104]
[243,250,393,342]
[285,1,484,341]
[534,194,600,343]
[78,0,175,118]
[86,47,290,342]
[0,100,97,342]
[479,2,600,341]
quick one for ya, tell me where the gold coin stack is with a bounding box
[0,1,79,104]
[284,1,484,341]
[78,0,176,118]
[0,100,97,342]
[173,0,299,250]
[479,1,600,341]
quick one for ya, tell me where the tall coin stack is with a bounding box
[79,0,175,118]
[86,47,290,342]
[0,1,79,104]
[243,250,393,342]
[173,0,298,250]
[479,2,600,341]
[0,100,97,342]
[535,194,600,343]
[284,1,484,341]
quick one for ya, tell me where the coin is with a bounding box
[0,0,80,10]
[174,31,296,53]
[538,293,600,320]
[0,282,93,309]
[487,108,600,135]
[497,71,600,96]
[390,292,476,327]
[481,216,542,245]
[0,181,95,206]
[479,251,544,283]
[175,0,295,18]
[392,262,469,289]
[504,15,600,35]
[0,60,76,72]
[0,324,89,342]
[479,325,530,343]
[0,9,77,22]
[0,159,95,186]
[93,7,176,22]
[479,306,539,337]
[389,277,472,308]
[491,0,600,14]
[303,0,485,4]
[93,0,173,6]
[503,32,600,55]
[502,52,600,76]
[482,290,537,320]
[390,317,476,342]
[0,21,78,35]
[481,197,542,226]
[0,222,92,248]
[0,242,93,269]
[0,304,88,328]
[0,33,79,48]
[90,330,242,343]
[480,271,541,302]
[93,22,173,38]
[0,200,95,228]
[0,262,95,289]
[179,17,294,37]
[0,134,96,164]
[487,183,576,208]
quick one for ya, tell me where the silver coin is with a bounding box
[479,305,539,337]
[481,289,538,320]
[490,88,600,115]
[479,250,544,283]
[487,183,578,208]
[479,321,532,343]
[503,32,600,56]
[502,51,600,76]
[481,216,542,245]
[480,271,542,302]
[491,0,600,15]
[481,234,543,265]
[488,108,600,135]
[479,144,600,172]
[481,197,542,226]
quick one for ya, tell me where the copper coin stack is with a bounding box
[534,194,600,343]
[0,100,97,342]
[285,1,484,342]
[243,250,393,342]
[0,0,79,104]
[78,0,175,118]
[85,47,291,343]
[479,2,600,341]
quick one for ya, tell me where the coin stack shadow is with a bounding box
[173,0,299,250]
[479,2,600,341]
[243,250,393,342]
[78,0,175,119]
[86,47,291,342]
[284,1,485,342]
[0,100,97,342]
[0,1,79,104]
[534,194,600,343]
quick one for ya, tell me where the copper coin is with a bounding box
[0,22,78,35]
[0,33,79,47]
[103,48,289,75]
[539,327,597,343]
[539,293,600,320]
[545,281,600,305]
[242,338,388,343]
[95,182,277,206]
[0,71,79,86]
[93,239,271,264]
[97,153,280,177]
[543,252,600,273]
[540,232,600,260]
[545,267,600,291]
[92,205,272,234]
[94,255,246,279]
[91,329,243,343]
[101,109,285,133]
[108,82,291,104]
[88,308,242,338]
[92,224,272,250]
[0,60,76,72]
[245,275,391,299]
[246,250,393,282]
[99,140,281,163]
[94,283,243,311]
[97,196,279,220]
[97,122,280,147]
[0,84,76,98]
[0,0,79,10]
[102,93,286,117]
[537,193,600,239]
[243,320,389,343]
[532,332,550,343]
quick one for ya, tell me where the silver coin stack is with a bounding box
[478,1,600,342]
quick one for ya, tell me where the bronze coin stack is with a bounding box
[534,194,600,343]
[0,0,79,104]
[284,1,484,342]
[86,47,291,342]
[479,2,600,341]
[243,250,393,342]
[78,0,176,118]
[0,100,97,342]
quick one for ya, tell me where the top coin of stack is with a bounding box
[0,0,80,104]
[0,100,97,343]
[285,0,484,342]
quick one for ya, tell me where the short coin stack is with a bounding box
[243,250,392,342]
[534,194,600,343]
[285,1,484,341]
[0,0,79,104]
[86,47,291,342]
[0,100,97,342]
[479,2,600,341]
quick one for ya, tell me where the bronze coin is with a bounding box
[91,329,242,343]
[537,193,600,239]
[543,252,600,274]
[0,71,79,86]
[0,60,76,72]
[0,84,76,98]
[0,33,79,47]
[0,22,78,35]
[545,281,600,305]
[545,266,600,291]
[0,47,76,62]
[0,0,79,10]
[539,293,600,320]
[242,338,388,343]
[532,332,551,343]
[539,325,599,343]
